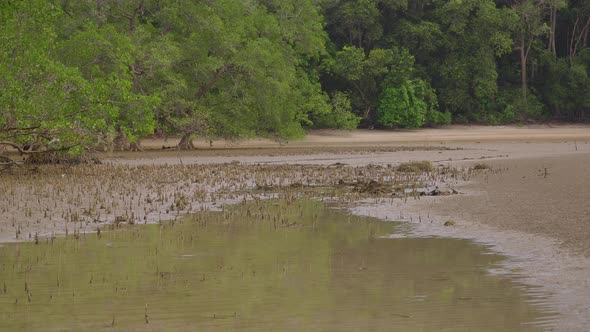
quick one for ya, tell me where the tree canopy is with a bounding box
[1,0,589,154]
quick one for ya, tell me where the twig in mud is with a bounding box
[145,304,149,324]
[392,313,411,318]
[177,149,185,167]
[537,167,550,178]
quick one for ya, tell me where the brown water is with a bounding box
[0,200,555,331]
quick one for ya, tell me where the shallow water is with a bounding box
[0,200,554,331]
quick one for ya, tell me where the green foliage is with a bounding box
[378,80,427,128]
[470,88,546,124]
[333,46,372,81]
[57,22,158,143]
[433,0,517,116]
[3,0,590,152]
[326,0,383,48]
[145,0,331,141]
[377,48,449,128]
[313,92,361,129]
[330,46,395,122]
[515,93,547,120]
[541,53,590,120]
[0,2,105,151]
[426,109,452,127]
[260,0,328,58]
[1,0,336,153]
[383,47,415,87]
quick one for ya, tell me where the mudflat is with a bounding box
[116,125,590,256]
[1,124,590,329]
[416,153,590,255]
[2,125,590,251]
[2,125,589,249]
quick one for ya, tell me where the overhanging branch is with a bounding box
[0,141,78,155]
[195,64,234,99]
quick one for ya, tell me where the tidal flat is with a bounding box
[1,127,589,330]
[0,200,555,331]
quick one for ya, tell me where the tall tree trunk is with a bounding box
[567,17,590,61]
[178,133,195,150]
[113,130,130,151]
[129,64,144,93]
[359,31,364,49]
[129,141,143,152]
[195,64,233,99]
[121,0,145,34]
[520,36,527,100]
[583,17,590,48]
[569,17,579,61]
[569,17,590,63]
[549,7,557,56]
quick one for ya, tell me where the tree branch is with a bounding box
[0,142,77,155]
[0,142,27,154]
[0,125,41,133]
[0,155,19,174]
[195,64,234,99]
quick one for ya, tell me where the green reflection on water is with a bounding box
[0,200,551,331]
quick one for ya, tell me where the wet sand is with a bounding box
[412,154,590,255]
[140,124,590,329]
[350,152,590,330]
[106,125,590,259]
[2,124,590,329]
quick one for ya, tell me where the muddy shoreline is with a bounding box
[1,125,590,329]
[349,154,590,330]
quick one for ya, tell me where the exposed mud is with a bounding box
[348,153,590,330]
[1,125,590,329]
[0,160,465,243]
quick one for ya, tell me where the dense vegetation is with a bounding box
[1,0,589,153]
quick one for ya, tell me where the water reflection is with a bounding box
[0,200,554,331]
